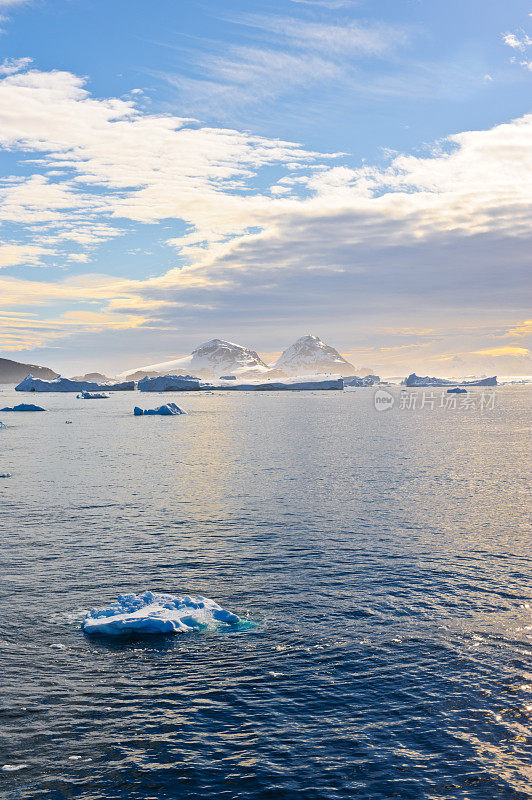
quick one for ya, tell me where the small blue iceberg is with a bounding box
[446,387,467,394]
[0,403,46,412]
[82,591,240,635]
[134,402,185,416]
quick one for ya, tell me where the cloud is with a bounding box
[289,0,357,8]
[0,307,149,351]
[0,243,53,267]
[504,320,532,337]
[233,14,408,56]
[0,57,32,75]
[0,65,531,373]
[502,27,532,72]
[472,346,529,357]
[155,11,412,117]
[502,32,532,51]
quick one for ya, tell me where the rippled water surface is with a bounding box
[0,387,531,799]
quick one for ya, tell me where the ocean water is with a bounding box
[0,386,530,800]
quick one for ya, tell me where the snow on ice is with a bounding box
[82,591,240,635]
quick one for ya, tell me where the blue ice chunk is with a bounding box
[133,403,185,416]
[0,403,46,412]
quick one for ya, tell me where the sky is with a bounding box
[0,0,531,377]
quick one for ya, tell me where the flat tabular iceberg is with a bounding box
[82,591,240,635]
[138,374,202,392]
[139,373,344,391]
[134,402,185,416]
[15,375,134,392]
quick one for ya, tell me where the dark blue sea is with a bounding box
[0,386,531,800]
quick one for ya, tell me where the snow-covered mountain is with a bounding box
[124,339,270,379]
[274,335,355,376]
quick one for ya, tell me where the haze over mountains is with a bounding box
[0,357,58,384]
[1,334,509,384]
[1,335,359,383]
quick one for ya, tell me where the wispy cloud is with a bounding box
[154,12,412,117]
[0,56,32,75]
[502,24,532,71]
[232,14,409,56]
[289,0,357,8]
[0,243,53,268]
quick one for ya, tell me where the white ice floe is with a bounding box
[82,591,240,635]
[2,764,28,772]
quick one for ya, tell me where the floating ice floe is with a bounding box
[0,403,45,412]
[76,391,110,399]
[133,402,185,416]
[2,764,28,772]
[15,375,134,392]
[82,591,240,635]
[0,421,6,429]
[0,473,11,478]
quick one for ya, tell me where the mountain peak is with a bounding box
[124,338,269,379]
[274,335,355,375]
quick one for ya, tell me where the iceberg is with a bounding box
[82,591,240,635]
[134,402,185,416]
[138,374,202,392]
[0,403,46,412]
[76,391,110,399]
[139,374,343,391]
[218,376,344,390]
[15,375,135,392]
[447,387,467,394]
[404,373,497,388]
[0,421,6,429]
